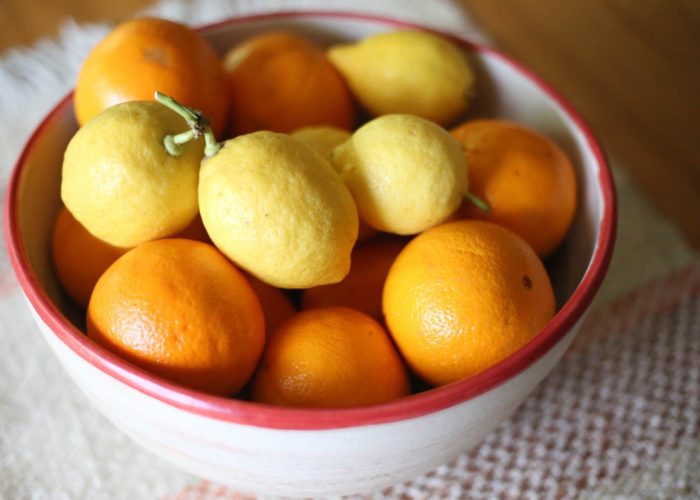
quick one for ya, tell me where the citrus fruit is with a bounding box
[87,239,265,396]
[291,125,351,163]
[247,275,297,333]
[451,119,578,257]
[74,17,229,137]
[175,214,211,244]
[355,221,380,243]
[332,114,466,235]
[61,100,203,248]
[223,32,355,135]
[383,220,556,386]
[250,307,410,408]
[328,30,474,125]
[198,131,358,288]
[291,125,377,242]
[52,207,213,308]
[301,236,406,321]
[52,207,126,308]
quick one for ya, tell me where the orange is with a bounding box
[451,119,577,258]
[250,307,410,408]
[301,236,406,321]
[383,220,555,386]
[52,207,212,308]
[246,275,297,333]
[223,32,355,135]
[356,222,379,242]
[52,207,126,308]
[87,239,265,396]
[74,18,229,137]
[175,213,211,244]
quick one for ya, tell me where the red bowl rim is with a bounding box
[2,10,616,430]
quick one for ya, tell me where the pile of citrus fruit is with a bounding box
[53,18,577,407]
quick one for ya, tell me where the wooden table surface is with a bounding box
[2,1,698,251]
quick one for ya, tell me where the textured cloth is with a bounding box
[1,0,698,498]
[171,266,700,499]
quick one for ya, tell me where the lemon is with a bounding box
[328,30,475,126]
[291,125,351,165]
[61,101,203,248]
[332,114,467,235]
[291,125,378,242]
[199,132,358,289]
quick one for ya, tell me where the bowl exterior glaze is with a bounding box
[3,12,615,498]
[33,303,580,496]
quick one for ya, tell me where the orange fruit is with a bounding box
[356,222,379,242]
[74,18,229,137]
[223,32,355,135]
[451,119,577,257]
[52,207,126,308]
[176,213,211,244]
[250,307,410,408]
[52,207,211,308]
[301,236,406,321]
[87,239,265,396]
[383,220,555,386]
[246,275,297,333]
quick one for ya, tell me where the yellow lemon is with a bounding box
[328,30,475,125]
[199,131,358,289]
[332,114,467,235]
[61,101,203,248]
[291,125,378,242]
[291,125,351,165]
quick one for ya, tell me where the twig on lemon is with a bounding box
[154,91,222,157]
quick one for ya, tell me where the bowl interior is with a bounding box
[5,12,613,426]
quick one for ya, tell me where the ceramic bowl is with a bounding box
[3,11,615,498]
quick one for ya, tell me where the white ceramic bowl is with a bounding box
[3,11,616,498]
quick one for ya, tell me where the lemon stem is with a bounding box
[163,129,197,156]
[465,192,491,214]
[154,91,222,158]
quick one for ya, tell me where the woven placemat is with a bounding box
[171,265,700,499]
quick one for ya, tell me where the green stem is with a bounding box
[465,192,491,214]
[204,132,222,157]
[163,129,196,156]
[154,91,222,158]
